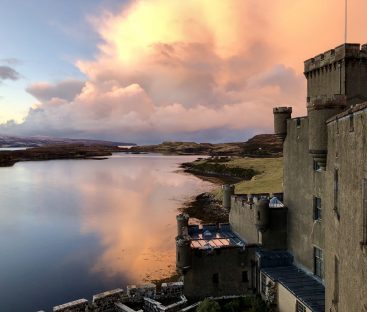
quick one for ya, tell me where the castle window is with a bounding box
[313,160,321,171]
[314,247,324,279]
[261,273,266,294]
[177,251,180,262]
[349,114,354,132]
[296,118,301,128]
[242,271,249,283]
[333,256,339,304]
[212,273,219,284]
[296,300,306,312]
[362,179,367,245]
[334,169,339,217]
[313,197,322,221]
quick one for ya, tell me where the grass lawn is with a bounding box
[210,157,283,199]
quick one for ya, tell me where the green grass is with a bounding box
[209,157,283,199]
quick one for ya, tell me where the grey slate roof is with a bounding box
[256,249,293,268]
[188,224,245,249]
[261,265,325,312]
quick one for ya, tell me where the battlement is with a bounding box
[273,107,292,114]
[304,43,367,73]
[49,282,184,312]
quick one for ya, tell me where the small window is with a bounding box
[296,118,301,128]
[336,118,339,134]
[314,247,324,279]
[261,273,266,294]
[212,273,219,284]
[242,271,249,283]
[362,179,367,245]
[296,300,306,312]
[333,256,339,304]
[334,169,339,216]
[177,252,180,262]
[349,114,354,132]
[313,160,321,171]
[314,197,322,221]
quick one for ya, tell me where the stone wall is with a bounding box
[324,107,367,312]
[92,289,124,311]
[229,194,287,250]
[53,299,88,312]
[143,296,187,312]
[283,117,324,274]
[304,43,367,107]
[183,246,256,300]
[49,282,184,312]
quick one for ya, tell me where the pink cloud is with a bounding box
[3,0,367,143]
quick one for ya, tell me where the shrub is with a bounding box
[196,298,221,312]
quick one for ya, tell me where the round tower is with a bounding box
[176,213,189,237]
[222,184,235,210]
[254,198,270,233]
[273,107,292,141]
[176,237,191,273]
[308,101,344,169]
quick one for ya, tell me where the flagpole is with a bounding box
[345,0,348,43]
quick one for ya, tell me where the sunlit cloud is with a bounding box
[2,0,367,143]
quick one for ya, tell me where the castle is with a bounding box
[176,43,367,312]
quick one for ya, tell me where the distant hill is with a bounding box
[0,135,135,148]
[124,134,283,157]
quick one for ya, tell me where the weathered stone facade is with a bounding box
[280,43,367,311]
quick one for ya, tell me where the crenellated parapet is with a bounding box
[304,43,367,73]
[51,282,185,312]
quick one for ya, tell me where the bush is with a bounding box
[196,298,221,312]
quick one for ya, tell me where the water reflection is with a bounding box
[0,154,213,311]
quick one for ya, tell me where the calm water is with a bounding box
[0,154,213,311]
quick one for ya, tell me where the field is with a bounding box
[184,156,283,199]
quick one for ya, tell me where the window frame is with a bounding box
[314,246,324,279]
[242,271,249,283]
[212,273,219,285]
[313,197,322,221]
[362,179,367,245]
[349,114,354,132]
[334,169,340,218]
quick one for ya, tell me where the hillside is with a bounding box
[180,156,283,223]
[124,134,283,157]
[0,134,135,148]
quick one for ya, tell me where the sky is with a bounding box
[1,0,367,144]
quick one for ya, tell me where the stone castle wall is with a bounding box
[47,282,184,312]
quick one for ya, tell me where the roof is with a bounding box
[188,224,245,249]
[256,250,293,268]
[261,265,325,312]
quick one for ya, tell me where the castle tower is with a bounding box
[222,184,235,210]
[273,107,292,141]
[176,237,191,273]
[304,43,367,169]
[254,198,270,233]
[176,213,191,273]
[176,213,189,237]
